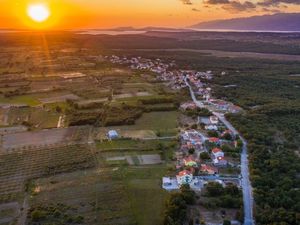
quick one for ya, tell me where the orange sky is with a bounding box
[0,0,300,29]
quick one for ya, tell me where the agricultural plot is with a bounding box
[96,128,157,140]
[0,144,96,204]
[7,107,60,129]
[120,111,179,136]
[1,126,91,151]
[27,164,170,225]
[96,139,177,151]
[0,108,8,126]
[106,154,163,166]
[27,168,134,225]
[0,95,40,107]
[38,94,80,104]
[95,111,179,140]
[0,202,19,225]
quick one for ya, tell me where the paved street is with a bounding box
[185,78,255,225]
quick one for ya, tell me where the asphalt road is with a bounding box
[185,78,255,225]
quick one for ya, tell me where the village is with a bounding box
[109,55,244,196]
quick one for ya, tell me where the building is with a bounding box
[180,101,197,111]
[213,156,228,167]
[183,156,198,167]
[209,137,220,144]
[209,116,219,124]
[176,170,193,185]
[162,176,205,191]
[162,177,179,191]
[211,148,224,158]
[107,130,119,139]
[180,130,204,151]
[200,164,218,175]
[205,125,218,131]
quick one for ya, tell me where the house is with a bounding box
[205,125,218,131]
[180,102,197,111]
[209,116,219,124]
[209,137,220,144]
[213,156,228,167]
[222,129,233,137]
[183,156,197,167]
[162,176,205,191]
[162,177,179,191]
[199,117,210,125]
[200,164,218,175]
[211,148,224,158]
[107,130,119,139]
[176,170,193,185]
[180,130,204,151]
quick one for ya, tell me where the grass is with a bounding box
[118,111,179,133]
[127,179,168,225]
[113,166,171,225]
[0,95,41,106]
[28,165,170,225]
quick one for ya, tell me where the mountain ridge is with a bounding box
[191,13,300,31]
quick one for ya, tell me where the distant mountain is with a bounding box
[191,13,300,32]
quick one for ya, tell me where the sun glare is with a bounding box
[27,4,50,23]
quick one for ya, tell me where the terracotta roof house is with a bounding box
[183,156,198,167]
[176,170,193,185]
[209,137,220,144]
[200,164,218,175]
[212,148,224,158]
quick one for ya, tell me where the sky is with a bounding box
[0,0,300,29]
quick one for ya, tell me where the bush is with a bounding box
[31,210,46,221]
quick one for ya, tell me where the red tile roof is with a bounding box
[212,148,222,153]
[209,137,220,142]
[178,170,192,176]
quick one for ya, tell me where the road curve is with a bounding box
[185,78,255,225]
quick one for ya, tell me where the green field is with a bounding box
[122,111,179,132]
[0,95,41,106]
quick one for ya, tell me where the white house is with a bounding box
[209,116,219,124]
[162,177,179,191]
[108,130,119,139]
[205,125,218,131]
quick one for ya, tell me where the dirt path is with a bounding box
[17,196,29,225]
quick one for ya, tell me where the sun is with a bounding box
[27,4,50,23]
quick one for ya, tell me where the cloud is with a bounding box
[192,8,201,11]
[258,0,300,7]
[180,0,193,5]
[181,0,300,13]
[205,0,230,4]
[222,1,256,13]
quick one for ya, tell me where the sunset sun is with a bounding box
[27,4,50,23]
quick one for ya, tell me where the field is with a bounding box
[26,165,170,225]
[0,144,96,203]
[1,126,91,151]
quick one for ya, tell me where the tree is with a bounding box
[223,220,231,225]
[55,106,62,113]
[223,132,232,141]
[206,182,224,197]
[188,148,195,155]
[207,130,219,138]
[180,184,196,204]
[200,152,210,161]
